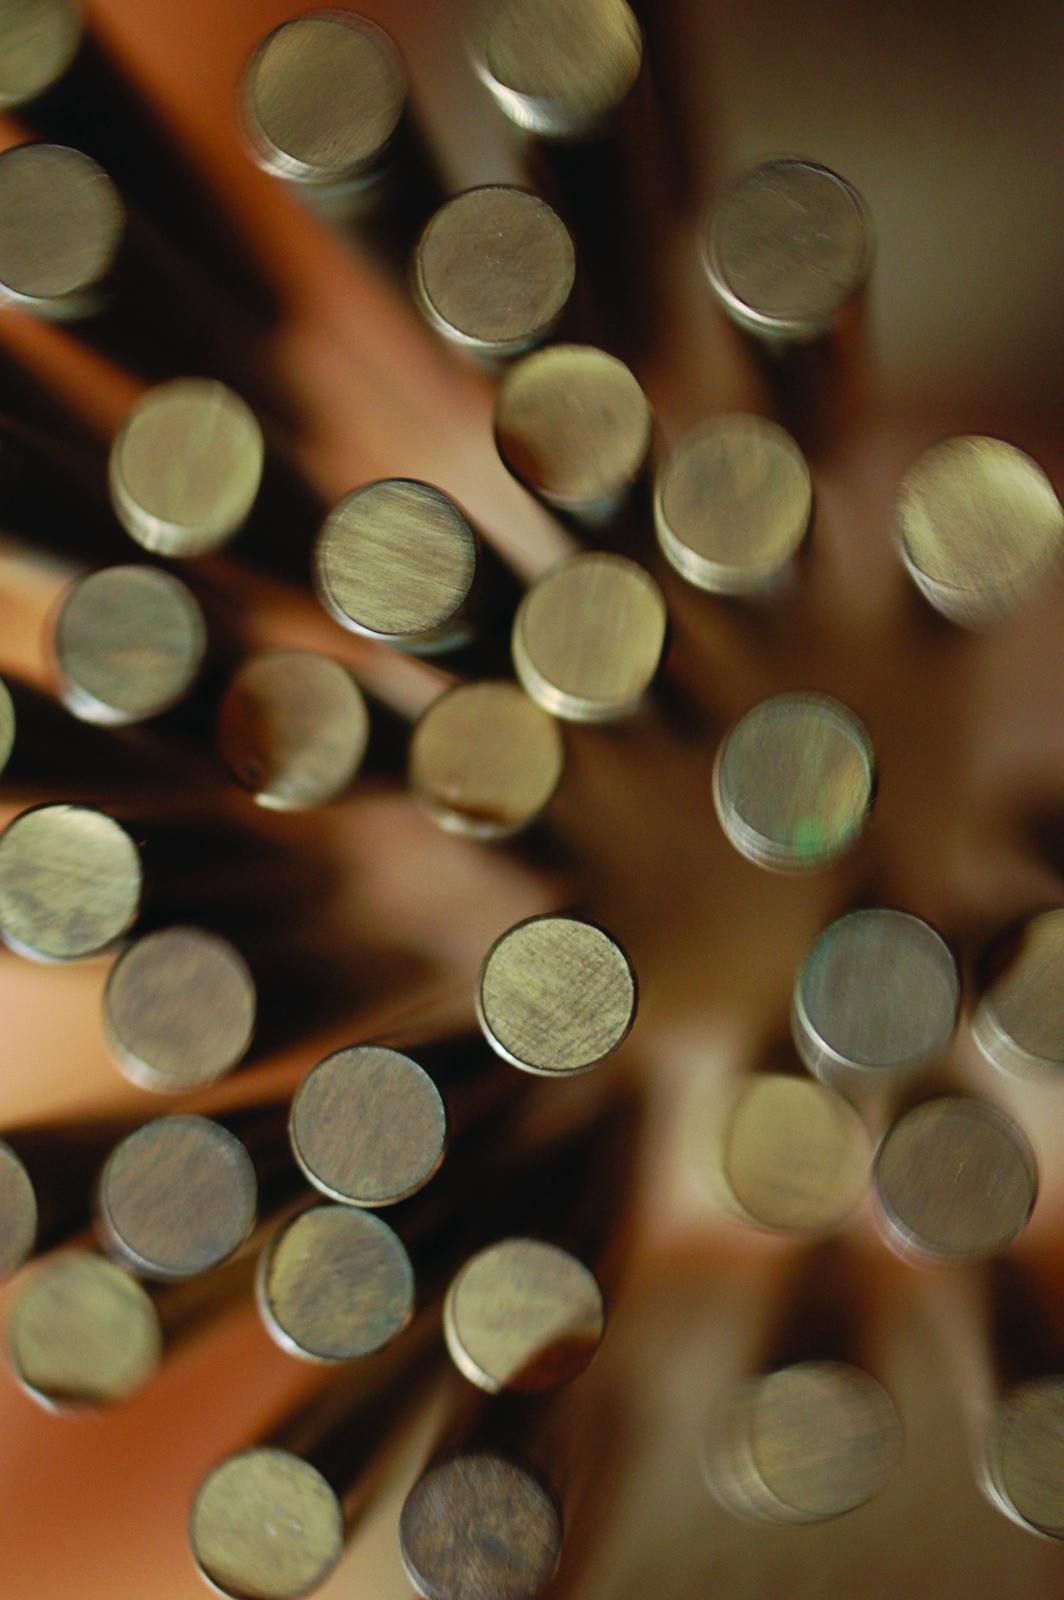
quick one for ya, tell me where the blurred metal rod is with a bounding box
[241,9,444,278]
[791,907,960,1094]
[972,907,1064,1080]
[413,185,576,363]
[0,800,141,960]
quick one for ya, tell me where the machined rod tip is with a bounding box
[53,563,208,726]
[400,1452,563,1600]
[190,1446,345,1600]
[103,925,256,1092]
[0,0,82,112]
[414,186,575,359]
[217,650,370,811]
[512,551,667,723]
[109,378,264,557]
[984,1378,1064,1539]
[655,414,812,595]
[973,909,1064,1079]
[7,1248,162,1409]
[0,1138,37,1282]
[713,692,876,872]
[494,343,651,520]
[477,912,637,1075]
[409,681,565,841]
[97,1115,257,1281]
[792,908,960,1089]
[0,802,141,961]
[704,158,873,345]
[256,1204,415,1362]
[289,1045,447,1208]
[0,141,123,320]
[444,1237,604,1393]
[873,1096,1038,1265]
[896,436,1064,627]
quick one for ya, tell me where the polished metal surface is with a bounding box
[53,564,207,726]
[242,11,406,187]
[896,436,1064,626]
[444,1237,604,1393]
[0,142,123,320]
[715,1074,871,1234]
[0,676,14,777]
[0,1137,36,1282]
[0,0,82,111]
[97,1115,257,1281]
[494,343,651,518]
[315,479,478,652]
[705,158,872,343]
[792,909,960,1089]
[414,186,575,357]
[984,1378,1064,1539]
[477,912,636,1074]
[0,803,141,962]
[512,551,667,722]
[709,1361,902,1524]
[472,0,642,139]
[7,1249,162,1409]
[216,649,370,811]
[973,909,1064,1079]
[409,680,565,840]
[713,692,875,872]
[873,1097,1038,1264]
[103,925,256,1092]
[400,1453,562,1600]
[256,1203,415,1362]
[289,1044,447,1207]
[109,378,264,556]
[655,414,812,595]
[191,1446,345,1600]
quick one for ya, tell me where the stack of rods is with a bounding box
[0,2,1063,1597]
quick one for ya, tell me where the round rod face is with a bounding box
[190,1448,345,1600]
[984,1379,1064,1539]
[713,692,875,872]
[793,909,960,1087]
[655,414,812,594]
[314,480,478,651]
[718,1074,871,1234]
[97,1115,257,1281]
[0,143,123,320]
[473,0,642,139]
[444,1238,604,1393]
[512,552,667,722]
[242,11,406,187]
[0,1138,37,1282]
[0,0,83,111]
[289,1045,447,1207]
[216,650,369,811]
[409,681,565,840]
[973,910,1064,1078]
[896,437,1064,626]
[0,803,142,961]
[711,1362,902,1524]
[414,186,575,357]
[494,343,651,514]
[872,1097,1037,1264]
[705,158,872,343]
[8,1250,162,1409]
[54,564,208,725]
[256,1204,414,1362]
[477,913,637,1074]
[400,1453,562,1600]
[103,926,256,1092]
[109,379,265,557]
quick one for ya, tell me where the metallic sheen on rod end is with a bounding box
[0,141,123,320]
[713,692,875,872]
[973,909,1064,1079]
[477,912,637,1074]
[0,802,141,961]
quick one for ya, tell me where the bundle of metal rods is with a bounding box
[2,2,1064,1597]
